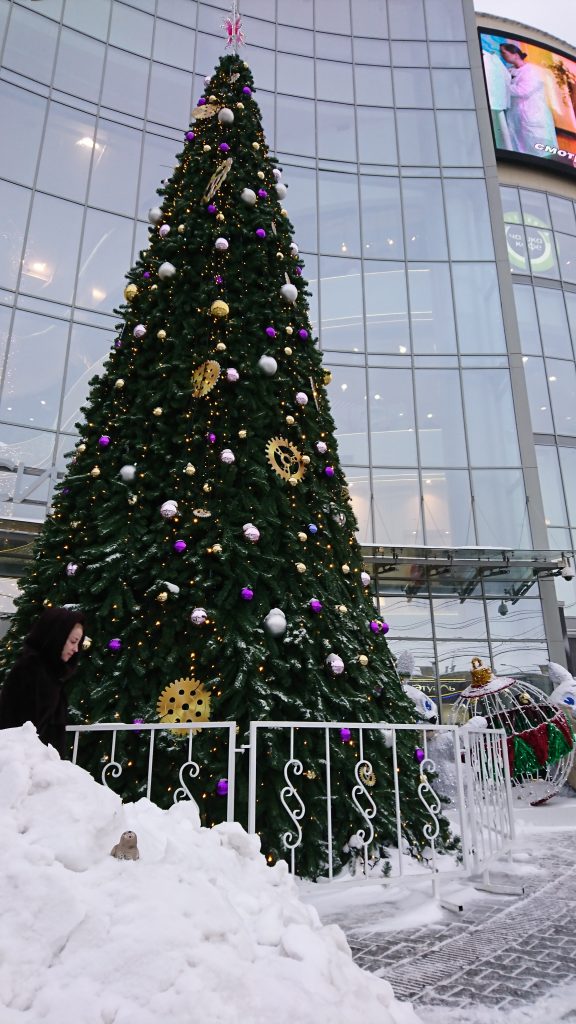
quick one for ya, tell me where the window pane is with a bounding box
[549,195,576,235]
[415,369,467,466]
[0,181,30,291]
[500,185,521,223]
[61,322,112,433]
[0,310,68,429]
[89,119,141,216]
[354,65,393,106]
[283,165,317,253]
[330,366,369,465]
[444,179,493,259]
[37,104,95,204]
[425,0,466,39]
[437,112,482,167]
[535,446,567,527]
[64,0,111,38]
[346,468,372,543]
[4,5,57,84]
[138,132,179,219]
[432,68,474,108]
[388,0,426,39]
[53,27,105,101]
[22,194,83,305]
[360,177,403,259]
[462,369,521,467]
[472,469,531,548]
[452,264,505,353]
[277,25,314,56]
[373,470,423,545]
[547,358,576,437]
[559,448,576,527]
[351,0,388,37]
[534,287,572,359]
[556,233,576,285]
[403,179,447,260]
[357,108,397,164]
[277,96,315,157]
[320,257,363,353]
[391,41,429,67]
[153,18,196,71]
[429,42,469,67]
[317,60,353,101]
[101,49,148,119]
[408,263,456,354]
[434,594,486,641]
[354,39,391,66]
[393,68,432,108]
[315,0,350,33]
[147,63,191,129]
[110,4,153,55]
[0,82,46,186]
[513,284,541,354]
[247,47,275,92]
[423,470,475,546]
[364,263,409,353]
[317,101,356,161]
[523,356,553,433]
[75,209,133,313]
[397,111,439,166]
[520,189,551,228]
[277,53,314,98]
[487,599,545,642]
[368,368,417,466]
[529,227,559,280]
[318,172,360,257]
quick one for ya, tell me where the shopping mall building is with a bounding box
[1,0,576,714]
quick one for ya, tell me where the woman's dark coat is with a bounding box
[0,607,84,757]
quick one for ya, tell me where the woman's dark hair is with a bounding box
[25,607,85,677]
[500,43,527,60]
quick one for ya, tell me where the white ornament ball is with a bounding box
[148,206,163,225]
[190,607,207,626]
[243,523,260,543]
[133,324,146,339]
[258,354,277,376]
[295,392,308,406]
[326,653,345,675]
[275,183,288,200]
[159,224,170,237]
[66,562,78,576]
[119,464,137,482]
[204,75,212,85]
[160,499,178,518]
[290,242,299,256]
[273,168,282,181]
[241,188,257,206]
[164,582,180,595]
[280,282,298,304]
[158,261,176,279]
[226,367,239,382]
[263,608,287,637]
[316,441,327,454]
[361,571,371,588]
[218,107,235,124]
[220,448,235,464]
[215,237,229,251]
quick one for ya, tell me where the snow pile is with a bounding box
[0,725,421,1024]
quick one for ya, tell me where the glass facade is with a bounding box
[0,0,570,710]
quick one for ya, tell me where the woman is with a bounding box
[499,43,557,157]
[0,607,85,757]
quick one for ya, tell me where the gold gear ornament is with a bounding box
[359,764,377,788]
[191,360,221,397]
[203,158,233,201]
[266,437,306,483]
[156,677,211,736]
[192,103,219,120]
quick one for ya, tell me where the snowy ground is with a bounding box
[0,725,421,1024]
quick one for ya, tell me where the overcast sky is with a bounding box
[474,0,576,48]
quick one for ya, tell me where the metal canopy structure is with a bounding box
[0,518,38,579]
[360,544,571,603]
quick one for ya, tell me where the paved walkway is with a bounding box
[321,833,576,1013]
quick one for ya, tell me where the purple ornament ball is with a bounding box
[219,142,230,153]
[185,130,195,141]
[324,466,335,478]
[114,339,122,349]
[98,435,110,447]
[369,620,381,634]
[216,778,229,796]
[309,599,323,613]
[198,97,206,106]
[265,326,276,338]
[241,586,254,601]
[242,86,252,96]
[143,271,151,279]
[215,274,223,284]
[258,189,268,198]
[255,228,266,239]
[295,267,302,276]
[108,638,122,651]
[133,717,144,736]
[173,539,187,553]
[207,204,217,215]
[414,747,425,764]
[308,524,318,534]
[381,621,390,635]
[207,432,216,444]
[298,329,308,340]
[340,727,352,743]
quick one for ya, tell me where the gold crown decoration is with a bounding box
[156,677,211,736]
[470,657,493,689]
[191,360,220,398]
[266,437,306,483]
[192,102,219,120]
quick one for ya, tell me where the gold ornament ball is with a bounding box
[212,543,222,554]
[302,455,310,465]
[82,636,92,650]
[257,171,265,179]
[184,463,196,475]
[209,94,217,102]
[216,212,225,222]
[70,520,80,528]
[342,564,350,574]
[305,770,317,780]
[284,347,292,356]
[152,407,163,416]
[211,300,229,318]
[157,329,167,340]
[295,562,306,573]
[127,494,137,505]
[297,532,307,542]
[115,379,125,389]
[124,283,138,302]
[281,209,288,217]
[289,477,299,487]
[236,102,244,109]
[358,654,369,666]
[203,144,211,152]
[156,591,168,603]
[337,605,348,615]
[285,326,293,335]
[276,252,284,260]
[90,467,100,478]
[178,224,185,233]
[77,444,86,453]
[216,342,227,352]
[203,483,212,493]
[323,370,333,385]
[238,429,247,439]
[286,415,295,426]
[151,284,158,291]
[252,142,260,150]
[519,692,533,705]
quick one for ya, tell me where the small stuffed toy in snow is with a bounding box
[110,830,140,860]
[396,651,438,723]
[548,662,576,712]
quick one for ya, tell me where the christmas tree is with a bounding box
[0,49,454,877]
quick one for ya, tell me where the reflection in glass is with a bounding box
[452,263,505,353]
[520,189,550,228]
[22,194,83,305]
[487,598,545,641]
[368,368,417,467]
[318,172,360,257]
[360,177,403,258]
[500,185,522,223]
[373,469,423,545]
[472,469,531,548]
[37,104,96,204]
[513,284,541,354]
[330,366,369,465]
[415,370,467,466]
[138,132,180,218]
[320,257,363,352]
[364,263,410,354]
[283,165,317,253]
[534,287,572,359]
[555,232,576,285]
[535,446,567,527]
[523,357,553,433]
[101,48,149,118]
[0,82,46,187]
[444,179,493,258]
[60,322,111,433]
[3,4,57,85]
[547,358,576,437]
[529,228,559,280]
[0,310,69,430]
[0,181,31,292]
[397,111,439,166]
[422,470,474,546]
[147,62,191,129]
[433,596,487,641]
[559,448,576,527]
[462,369,521,467]
[402,179,447,259]
[75,209,133,312]
[408,264,456,354]
[89,119,141,215]
[491,642,548,679]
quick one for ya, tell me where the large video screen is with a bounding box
[479,29,576,173]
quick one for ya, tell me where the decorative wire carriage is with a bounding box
[450,657,575,805]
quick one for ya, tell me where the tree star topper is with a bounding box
[223,1,245,53]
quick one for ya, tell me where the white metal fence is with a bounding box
[66,719,515,889]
